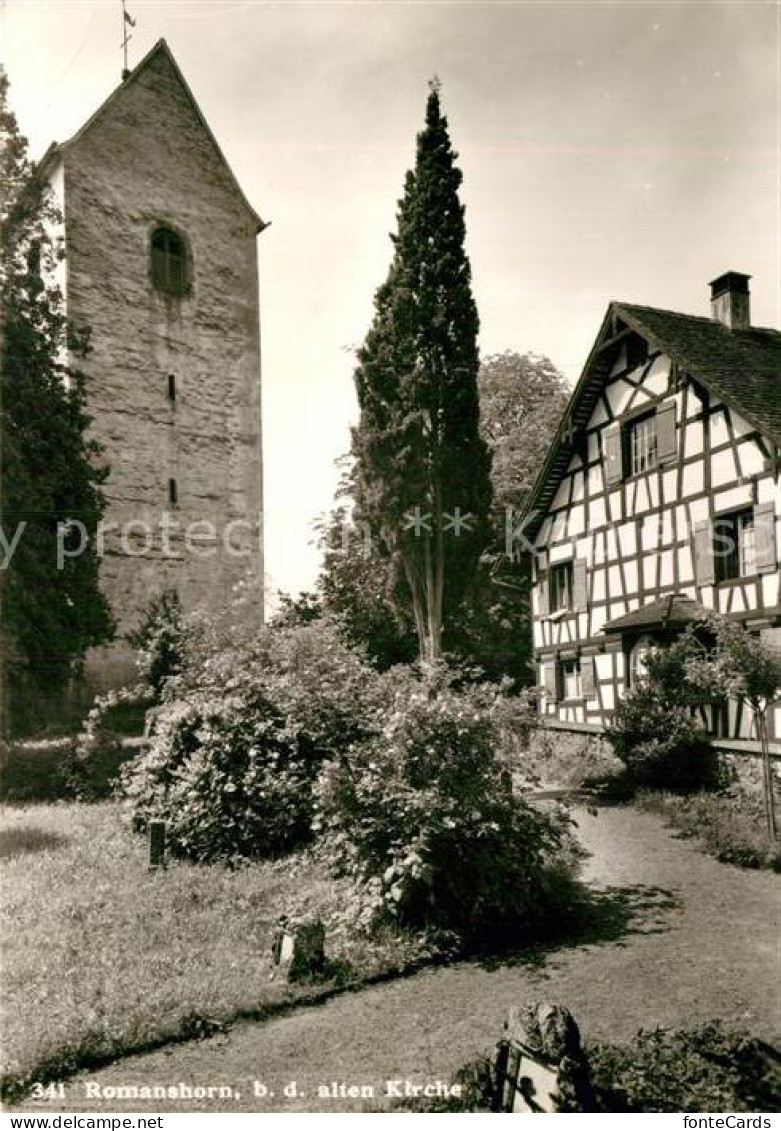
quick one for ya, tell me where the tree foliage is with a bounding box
[684,613,781,838]
[449,351,570,683]
[351,83,492,663]
[313,459,417,669]
[314,672,572,944]
[319,348,568,678]
[478,350,570,514]
[605,631,720,792]
[0,70,112,733]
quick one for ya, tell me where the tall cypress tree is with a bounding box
[352,81,492,663]
[1,70,113,734]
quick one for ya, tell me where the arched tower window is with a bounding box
[151,227,188,296]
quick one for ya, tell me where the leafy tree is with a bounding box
[0,70,112,733]
[315,459,417,669]
[478,350,570,514]
[605,631,719,792]
[685,614,781,839]
[318,353,569,679]
[449,352,570,683]
[351,81,492,663]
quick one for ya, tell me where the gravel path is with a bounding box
[18,804,781,1113]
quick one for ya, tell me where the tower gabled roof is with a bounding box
[521,301,781,540]
[38,39,267,234]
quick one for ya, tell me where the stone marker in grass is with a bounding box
[148,820,166,869]
[272,916,326,983]
[492,1002,594,1113]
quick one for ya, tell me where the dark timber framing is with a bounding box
[522,299,781,745]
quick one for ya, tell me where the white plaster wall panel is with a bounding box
[567,504,585,537]
[710,411,729,449]
[684,419,704,459]
[713,484,753,514]
[550,541,575,564]
[643,354,670,395]
[608,345,627,377]
[682,459,704,496]
[589,399,609,428]
[730,411,754,440]
[588,495,606,530]
[711,446,739,489]
[678,544,694,582]
[551,478,570,510]
[738,440,767,479]
[662,469,678,506]
[762,574,778,606]
[606,377,634,417]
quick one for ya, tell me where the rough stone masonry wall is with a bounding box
[61,50,263,688]
[531,723,780,796]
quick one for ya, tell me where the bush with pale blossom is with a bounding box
[314,674,574,944]
[120,688,318,863]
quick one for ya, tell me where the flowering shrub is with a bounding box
[260,618,386,757]
[70,685,148,799]
[606,635,719,792]
[314,675,574,945]
[120,616,387,862]
[120,688,319,863]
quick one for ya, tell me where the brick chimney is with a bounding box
[710,271,751,330]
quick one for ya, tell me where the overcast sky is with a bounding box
[3,0,779,598]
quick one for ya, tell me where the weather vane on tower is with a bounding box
[121,0,137,80]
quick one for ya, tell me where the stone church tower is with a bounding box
[40,40,265,687]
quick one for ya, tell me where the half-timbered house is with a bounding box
[521,272,781,748]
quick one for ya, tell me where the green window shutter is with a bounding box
[538,571,550,617]
[754,503,777,574]
[694,519,715,586]
[543,660,558,701]
[603,423,623,485]
[572,558,588,611]
[655,401,678,463]
[581,656,596,700]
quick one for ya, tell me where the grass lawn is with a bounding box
[0,802,428,1099]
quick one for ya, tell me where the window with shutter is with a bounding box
[559,658,582,701]
[627,411,658,475]
[572,558,588,611]
[655,401,678,463]
[754,503,777,575]
[538,573,550,617]
[151,227,188,296]
[550,562,573,612]
[693,519,715,586]
[543,661,558,701]
[713,508,764,581]
[581,656,596,699]
[603,424,623,485]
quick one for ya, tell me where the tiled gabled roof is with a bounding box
[616,303,781,442]
[521,300,781,540]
